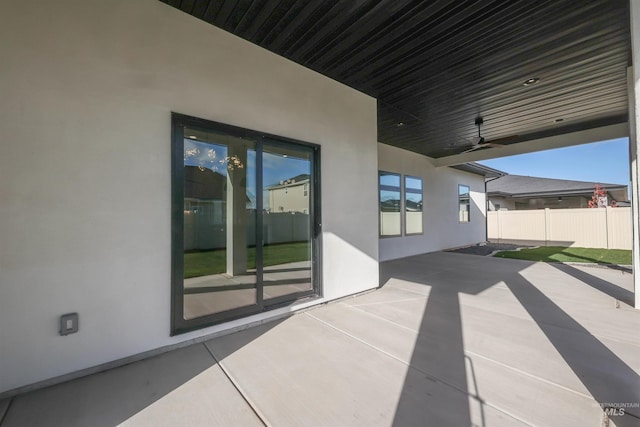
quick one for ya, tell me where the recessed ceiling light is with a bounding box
[396,122,405,127]
[523,77,540,86]
[188,135,197,139]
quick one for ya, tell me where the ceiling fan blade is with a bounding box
[481,135,519,146]
[459,117,519,153]
[461,141,507,153]
[470,136,484,145]
[461,145,483,153]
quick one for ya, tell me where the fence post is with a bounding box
[543,208,551,246]
[605,206,612,249]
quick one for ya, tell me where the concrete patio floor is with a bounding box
[1,252,639,426]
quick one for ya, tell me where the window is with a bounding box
[379,172,401,236]
[172,113,320,334]
[458,184,470,222]
[378,173,425,236]
[405,176,423,235]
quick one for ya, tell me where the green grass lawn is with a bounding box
[184,242,310,278]
[493,246,631,265]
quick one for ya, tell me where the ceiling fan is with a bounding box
[461,117,518,153]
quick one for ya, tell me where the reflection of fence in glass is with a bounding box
[184,204,310,251]
[379,171,401,236]
[458,207,470,222]
[405,176,423,234]
[406,211,422,234]
[458,185,470,222]
[380,211,422,235]
[380,212,401,236]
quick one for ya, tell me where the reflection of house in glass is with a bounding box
[266,174,310,213]
[380,199,401,212]
[405,200,422,212]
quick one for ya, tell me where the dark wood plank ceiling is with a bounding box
[161,0,630,158]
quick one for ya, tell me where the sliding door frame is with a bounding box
[171,113,322,335]
[261,137,321,309]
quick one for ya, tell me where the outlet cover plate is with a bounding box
[60,313,79,336]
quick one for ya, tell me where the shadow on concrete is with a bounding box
[379,255,497,426]
[1,320,284,427]
[446,242,532,256]
[382,253,639,426]
[550,263,635,305]
[503,272,640,424]
[390,285,474,426]
[4,253,637,426]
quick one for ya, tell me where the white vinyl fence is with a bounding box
[488,207,632,250]
[184,211,310,251]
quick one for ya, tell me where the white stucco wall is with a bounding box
[378,144,487,261]
[0,0,378,394]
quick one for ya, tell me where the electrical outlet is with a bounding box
[60,313,79,336]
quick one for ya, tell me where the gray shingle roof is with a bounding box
[450,162,506,177]
[487,174,627,197]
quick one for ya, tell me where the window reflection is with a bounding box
[262,144,313,300]
[380,172,401,236]
[173,116,319,333]
[459,184,470,222]
[405,176,423,234]
[182,130,257,320]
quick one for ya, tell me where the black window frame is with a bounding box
[171,113,322,335]
[404,175,424,236]
[458,184,471,223]
[378,170,402,237]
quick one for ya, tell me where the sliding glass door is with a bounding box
[262,141,314,304]
[180,127,258,320]
[171,114,320,334]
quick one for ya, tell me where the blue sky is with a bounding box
[478,138,630,185]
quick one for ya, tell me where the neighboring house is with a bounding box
[486,174,629,210]
[266,174,310,213]
[184,165,226,201]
